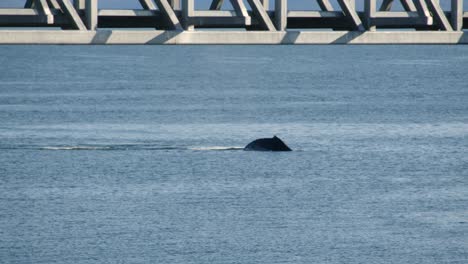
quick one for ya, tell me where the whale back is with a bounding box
[244,136,292,151]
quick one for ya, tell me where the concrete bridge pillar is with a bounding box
[275,0,287,31]
[365,0,376,31]
[85,0,97,30]
[452,0,463,31]
[182,0,194,30]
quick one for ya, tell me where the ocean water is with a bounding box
[0,45,467,264]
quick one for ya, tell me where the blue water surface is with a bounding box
[0,45,467,264]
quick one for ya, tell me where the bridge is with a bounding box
[0,0,467,44]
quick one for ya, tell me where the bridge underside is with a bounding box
[0,0,467,44]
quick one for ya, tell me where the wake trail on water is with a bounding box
[41,146,112,151]
[188,146,244,151]
[0,144,244,152]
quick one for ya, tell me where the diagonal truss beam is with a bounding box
[57,0,87,30]
[413,0,434,26]
[207,0,250,27]
[424,0,453,31]
[317,0,334,11]
[25,0,35,8]
[336,0,365,31]
[380,0,417,12]
[47,0,61,9]
[414,0,430,17]
[154,0,183,30]
[401,0,417,11]
[25,0,58,10]
[36,0,54,24]
[230,0,249,17]
[210,0,223,10]
[209,0,248,18]
[379,0,393,11]
[139,0,157,10]
[138,0,182,30]
[246,0,276,30]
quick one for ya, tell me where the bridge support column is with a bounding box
[85,0,97,30]
[365,0,376,31]
[451,0,463,31]
[182,0,194,30]
[275,0,287,31]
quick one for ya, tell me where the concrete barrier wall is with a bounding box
[0,30,467,45]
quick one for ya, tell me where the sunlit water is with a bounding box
[0,45,467,264]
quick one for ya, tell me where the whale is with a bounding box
[244,136,292,151]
